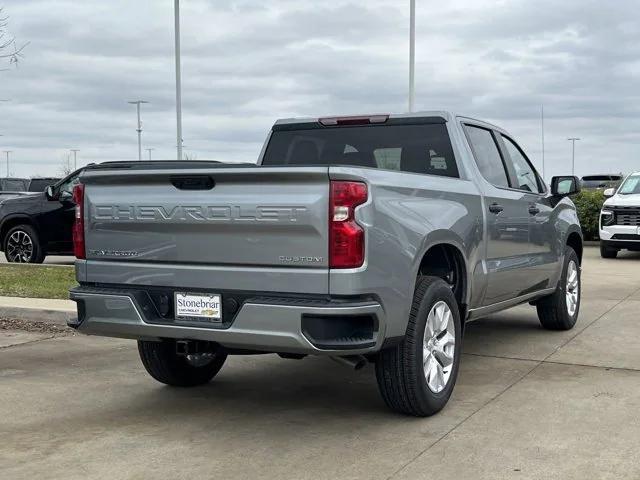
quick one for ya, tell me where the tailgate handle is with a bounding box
[170,175,215,190]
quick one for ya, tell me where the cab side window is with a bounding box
[501,135,542,194]
[464,125,510,188]
[58,175,80,197]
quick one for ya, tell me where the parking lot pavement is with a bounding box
[1,246,640,480]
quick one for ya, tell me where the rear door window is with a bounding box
[463,125,509,188]
[262,123,459,178]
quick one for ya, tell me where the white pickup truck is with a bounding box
[600,172,640,258]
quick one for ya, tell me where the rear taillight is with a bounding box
[72,184,85,259]
[329,181,367,269]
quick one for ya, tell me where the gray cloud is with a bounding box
[0,0,639,180]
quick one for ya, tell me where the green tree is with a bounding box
[572,189,606,241]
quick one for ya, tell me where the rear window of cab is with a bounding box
[262,123,459,178]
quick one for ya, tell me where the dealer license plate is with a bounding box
[174,292,222,322]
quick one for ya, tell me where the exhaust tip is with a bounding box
[331,355,367,370]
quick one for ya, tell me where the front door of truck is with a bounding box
[498,134,558,290]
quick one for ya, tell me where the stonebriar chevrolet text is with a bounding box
[68,112,583,416]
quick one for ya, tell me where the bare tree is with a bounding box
[1,7,28,70]
[59,154,73,176]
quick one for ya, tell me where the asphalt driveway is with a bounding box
[1,247,639,480]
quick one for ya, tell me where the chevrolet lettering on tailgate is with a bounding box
[92,205,308,222]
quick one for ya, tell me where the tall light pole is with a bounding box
[128,100,148,160]
[408,0,415,112]
[2,103,11,175]
[174,0,183,160]
[541,105,545,181]
[3,150,12,177]
[70,149,80,170]
[146,148,155,160]
[567,138,580,175]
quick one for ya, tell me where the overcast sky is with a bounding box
[1,0,639,180]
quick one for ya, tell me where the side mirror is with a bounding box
[603,188,615,198]
[551,176,580,197]
[45,185,56,200]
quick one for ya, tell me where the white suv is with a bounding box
[600,172,640,258]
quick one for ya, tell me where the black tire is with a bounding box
[600,244,618,259]
[3,224,45,263]
[375,276,462,417]
[138,340,227,387]
[536,246,581,330]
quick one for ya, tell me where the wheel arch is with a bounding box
[414,236,469,321]
[566,229,583,264]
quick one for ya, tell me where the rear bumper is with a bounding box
[69,286,386,355]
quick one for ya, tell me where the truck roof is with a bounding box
[273,111,505,133]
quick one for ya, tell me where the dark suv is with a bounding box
[0,169,82,263]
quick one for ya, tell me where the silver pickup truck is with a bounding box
[69,111,583,416]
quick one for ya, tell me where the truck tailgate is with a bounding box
[80,165,330,294]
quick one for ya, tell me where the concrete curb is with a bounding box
[0,296,75,326]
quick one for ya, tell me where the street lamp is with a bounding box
[3,150,12,177]
[541,105,545,181]
[567,138,580,175]
[174,0,183,160]
[128,100,149,160]
[408,0,415,112]
[70,149,80,170]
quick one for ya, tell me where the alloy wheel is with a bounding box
[565,260,579,316]
[6,230,34,263]
[423,300,456,393]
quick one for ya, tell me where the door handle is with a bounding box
[170,175,215,190]
[488,203,504,214]
[528,206,540,215]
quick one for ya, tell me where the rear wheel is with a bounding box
[375,276,462,416]
[138,340,227,387]
[3,225,45,263]
[600,243,618,259]
[536,247,581,330]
